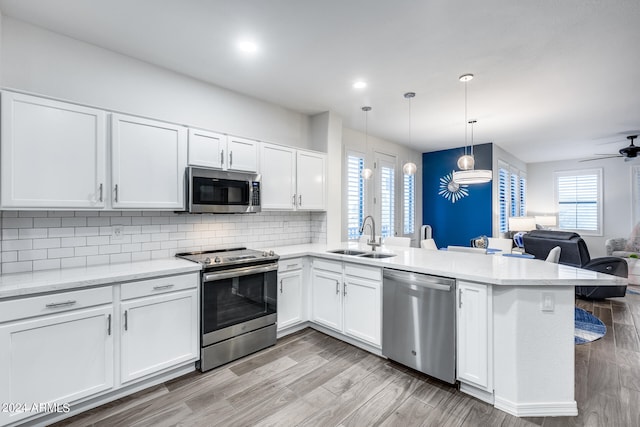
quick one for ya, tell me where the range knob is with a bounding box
[204,257,211,265]
[268,250,275,256]
[262,251,269,257]
[214,256,222,264]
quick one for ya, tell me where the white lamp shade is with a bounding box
[457,154,475,170]
[508,216,537,231]
[402,162,417,175]
[452,169,492,184]
[535,215,557,226]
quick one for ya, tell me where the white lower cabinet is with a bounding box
[120,289,198,384]
[277,258,306,330]
[0,272,199,427]
[0,288,114,426]
[457,280,492,392]
[311,259,382,347]
[311,266,343,331]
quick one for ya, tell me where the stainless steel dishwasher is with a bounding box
[382,268,456,384]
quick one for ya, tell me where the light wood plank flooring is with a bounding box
[54,286,640,427]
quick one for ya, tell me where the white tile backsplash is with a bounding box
[0,210,327,273]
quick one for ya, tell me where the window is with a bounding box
[346,152,365,240]
[554,168,602,235]
[498,161,527,234]
[403,173,415,235]
[379,162,395,238]
[498,167,509,233]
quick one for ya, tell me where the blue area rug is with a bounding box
[575,307,606,345]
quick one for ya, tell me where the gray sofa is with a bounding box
[523,230,627,299]
[605,237,636,257]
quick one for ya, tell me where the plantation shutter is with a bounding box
[498,166,509,233]
[556,170,601,233]
[346,154,365,240]
[403,173,415,235]
[380,164,395,238]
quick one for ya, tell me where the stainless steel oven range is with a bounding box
[176,247,278,372]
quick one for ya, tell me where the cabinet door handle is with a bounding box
[299,195,302,206]
[45,300,77,309]
[221,149,224,165]
[107,314,112,336]
[458,289,463,308]
[292,194,296,207]
[114,184,119,203]
[153,284,174,291]
[335,280,340,295]
[229,151,233,167]
[280,279,283,293]
[99,183,103,202]
[343,282,347,296]
[124,310,128,331]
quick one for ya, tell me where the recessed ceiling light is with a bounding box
[237,40,258,54]
[353,81,367,89]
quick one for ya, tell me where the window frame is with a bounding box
[554,168,603,236]
[498,160,527,234]
[403,172,415,235]
[344,150,366,241]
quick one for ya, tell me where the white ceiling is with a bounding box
[1,0,639,163]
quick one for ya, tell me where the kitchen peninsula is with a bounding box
[0,244,625,425]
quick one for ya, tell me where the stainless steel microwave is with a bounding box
[186,167,261,213]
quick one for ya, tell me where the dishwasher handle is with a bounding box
[383,269,453,292]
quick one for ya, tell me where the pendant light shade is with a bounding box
[361,106,373,180]
[402,92,417,176]
[453,75,492,184]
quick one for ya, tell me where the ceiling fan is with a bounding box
[581,135,639,162]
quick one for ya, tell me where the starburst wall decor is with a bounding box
[439,171,469,203]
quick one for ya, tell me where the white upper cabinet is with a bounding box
[260,143,297,209]
[188,130,258,172]
[260,143,326,211]
[1,91,107,209]
[296,150,326,210]
[188,128,226,169]
[227,136,258,172]
[111,114,187,209]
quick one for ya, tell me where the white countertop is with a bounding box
[0,241,626,300]
[0,259,202,299]
[263,242,628,287]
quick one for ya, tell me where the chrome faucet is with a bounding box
[359,215,381,251]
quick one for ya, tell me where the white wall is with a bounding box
[0,17,311,149]
[342,127,423,244]
[528,157,633,258]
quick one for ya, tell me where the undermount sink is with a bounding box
[359,253,396,259]
[327,249,368,256]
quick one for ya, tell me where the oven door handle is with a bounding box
[203,263,278,282]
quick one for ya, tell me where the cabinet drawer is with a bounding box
[345,263,382,281]
[278,258,304,272]
[121,273,198,300]
[312,259,342,273]
[0,286,113,323]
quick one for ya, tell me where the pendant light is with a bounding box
[361,106,373,180]
[402,92,417,175]
[452,74,492,184]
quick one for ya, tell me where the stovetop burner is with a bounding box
[175,247,278,269]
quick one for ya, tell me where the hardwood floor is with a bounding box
[53,287,640,427]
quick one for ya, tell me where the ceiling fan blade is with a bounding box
[579,155,623,162]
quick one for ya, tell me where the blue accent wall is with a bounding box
[422,143,493,248]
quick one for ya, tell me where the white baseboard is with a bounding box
[459,382,494,404]
[494,395,578,417]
